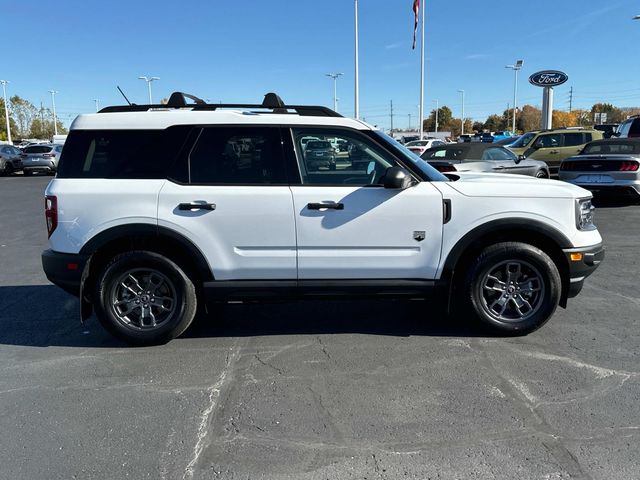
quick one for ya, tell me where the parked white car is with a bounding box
[42,92,604,345]
[405,139,447,156]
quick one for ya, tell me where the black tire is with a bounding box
[3,163,13,176]
[462,242,561,335]
[94,251,198,345]
[535,169,549,178]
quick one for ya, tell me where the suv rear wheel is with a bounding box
[463,242,561,335]
[94,251,197,345]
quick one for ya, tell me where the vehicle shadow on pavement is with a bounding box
[184,300,491,340]
[0,285,493,347]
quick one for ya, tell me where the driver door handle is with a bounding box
[178,202,216,211]
[307,202,344,210]
[549,150,559,154]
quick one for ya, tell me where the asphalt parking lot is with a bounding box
[0,175,638,480]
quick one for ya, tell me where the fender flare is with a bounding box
[78,224,213,320]
[439,218,573,310]
[441,218,572,277]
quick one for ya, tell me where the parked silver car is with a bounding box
[0,145,23,175]
[559,139,640,199]
[21,143,63,175]
[421,143,550,178]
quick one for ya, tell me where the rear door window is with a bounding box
[187,127,287,185]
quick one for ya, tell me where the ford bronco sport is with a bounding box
[42,92,604,345]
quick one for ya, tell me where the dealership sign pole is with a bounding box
[529,70,568,130]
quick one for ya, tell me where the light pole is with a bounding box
[325,73,344,112]
[458,90,465,136]
[94,98,100,112]
[505,60,524,133]
[138,76,160,104]
[49,90,59,136]
[354,0,360,119]
[1,80,11,144]
[433,99,439,133]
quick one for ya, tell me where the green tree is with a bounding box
[517,105,541,133]
[484,114,505,132]
[423,105,453,132]
[10,96,38,138]
[590,103,624,123]
[0,98,18,141]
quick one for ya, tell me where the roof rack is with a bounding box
[98,91,343,117]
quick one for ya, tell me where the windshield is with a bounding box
[372,131,449,182]
[509,132,536,148]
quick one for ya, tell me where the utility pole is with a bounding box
[49,90,58,136]
[94,98,100,112]
[40,102,45,138]
[390,100,394,133]
[0,80,11,144]
[506,103,510,131]
[433,99,439,133]
[408,113,412,130]
[458,90,465,136]
[569,86,573,113]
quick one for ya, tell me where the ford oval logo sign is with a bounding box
[529,70,568,87]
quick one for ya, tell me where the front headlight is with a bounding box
[576,198,596,231]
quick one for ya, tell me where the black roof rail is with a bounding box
[98,92,343,117]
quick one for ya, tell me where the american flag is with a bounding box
[412,0,420,50]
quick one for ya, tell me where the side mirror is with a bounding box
[516,154,526,164]
[382,166,414,189]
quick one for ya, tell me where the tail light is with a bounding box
[620,161,639,171]
[436,164,457,173]
[45,195,58,238]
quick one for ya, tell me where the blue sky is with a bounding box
[3,0,639,129]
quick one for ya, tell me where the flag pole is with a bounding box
[418,1,425,140]
[354,0,360,119]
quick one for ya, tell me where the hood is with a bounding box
[443,171,591,199]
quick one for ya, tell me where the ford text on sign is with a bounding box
[529,70,569,87]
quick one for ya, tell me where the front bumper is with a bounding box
[563,243,605,298]
[41,249,88,297]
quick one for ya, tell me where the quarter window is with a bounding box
[188,127,286,185]
[563,133,584,147]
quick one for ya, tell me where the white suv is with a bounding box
[41,92,604,345]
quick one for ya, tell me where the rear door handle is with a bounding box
[549,150,559,154]
[307,202,344,210]
[178,202,216,211]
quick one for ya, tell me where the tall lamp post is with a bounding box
[49,90,59,136]
[0,80,11,144]
[138,76,160,104]
[354,0,360,119]
[458,90,465,136]
[505,59,524,133]
[325,73,344,112]
[94,98,100,112]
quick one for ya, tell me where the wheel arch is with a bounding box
[441,219,572,310]
[79,224,213,316]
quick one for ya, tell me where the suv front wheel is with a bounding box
[94,251,197,345]
[463,242,561,335]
